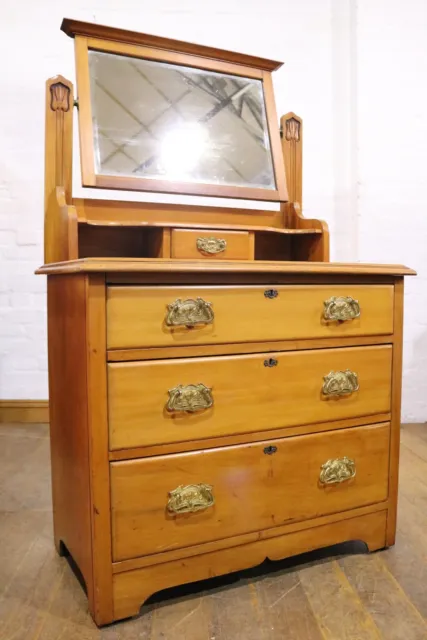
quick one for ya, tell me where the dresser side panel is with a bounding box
[387,277,404,545]
[86,274,114,624]
[47,275,94,603]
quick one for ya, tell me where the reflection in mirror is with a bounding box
[88,50,276,190]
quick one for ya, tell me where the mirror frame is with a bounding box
[63,19,288,202]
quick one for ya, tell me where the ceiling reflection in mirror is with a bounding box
[88,50,276,189]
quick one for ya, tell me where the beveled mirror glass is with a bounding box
[88,50,276,190]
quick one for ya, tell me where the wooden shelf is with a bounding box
[78,220,323,235]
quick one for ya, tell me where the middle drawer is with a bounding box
[108,345,392,450]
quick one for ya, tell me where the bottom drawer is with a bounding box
[111,422,390,561]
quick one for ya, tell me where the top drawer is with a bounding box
[106,284,394,349]
[171,228,251,260]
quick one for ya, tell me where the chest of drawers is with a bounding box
[40,19,415,626]
[39,261,412,625]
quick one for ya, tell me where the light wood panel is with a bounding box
[112,501,389,574]
[109,415,392,461]
[107,334,395,363]
[387,277,405,546]
[281,112,302,207]
[36,257,416,276]
[106,284,394,350]
[111,423,390,561]
[112,510,388,621]
[46,275,113,626]
[74,36,96,187]
[84,275,114,625]
[44,76,77,264]
[108,345,392,449]
[171,229,251,260]
[73,198,286,229]
[47,275,94,611]
[61,18,283,72]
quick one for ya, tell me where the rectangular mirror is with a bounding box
[89,51,276,191]
[74,33,287,201]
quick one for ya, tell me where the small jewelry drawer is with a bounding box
[110,422,390,561]
[170,228,252,260]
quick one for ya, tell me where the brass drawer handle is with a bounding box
[167,483,214,514]
[165,297,214,327]
[320,457,356,485]
[166,383,213,412]
[323,296,360,321]
[322,370,359,396]
[196,237,227,255]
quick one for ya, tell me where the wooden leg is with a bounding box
[112,510,387,624]
[54,538,69,557]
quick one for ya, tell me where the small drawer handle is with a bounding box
[166,383,213,413]
[196,237,227,255]
[165,297,214,327]
[322,370,359,397]
[323,296,360,321]
[320,457,356,485]
[167,483,214,514]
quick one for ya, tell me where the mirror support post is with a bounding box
[44,75,78,263]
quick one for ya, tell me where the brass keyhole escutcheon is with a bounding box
[264,289,278,299]
[264,358,278,367]
[264,445,277,455]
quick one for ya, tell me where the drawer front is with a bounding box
[108,345,392,449]
[106,285,394,349]
[171,228,251,260]
[111,422,390,560]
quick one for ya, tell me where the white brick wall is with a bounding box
[0,0,424,421]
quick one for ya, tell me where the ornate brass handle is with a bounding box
[165,297,214,327]
[167,483,214,514]
[322,370,359,397]
[320,457,356,485]
[166,383,213,412]
[323,296,361,322]
[196,237,227,255]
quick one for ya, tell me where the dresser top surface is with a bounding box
[36,258,416,277]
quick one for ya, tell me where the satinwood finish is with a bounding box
[47,275,113,625]
[112,510,389,621]
[111,423,390,560]
[61,17,283,71]
[39,18,415,626]
[108,345,392,449]
[106,284,394,349]
[170,229,252,261]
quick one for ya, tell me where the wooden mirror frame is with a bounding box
[62,18,288,202]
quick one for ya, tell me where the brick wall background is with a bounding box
[0,0,425,421]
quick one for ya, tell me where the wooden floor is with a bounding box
[1,424,427,640]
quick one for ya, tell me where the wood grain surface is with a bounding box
[108,345,392,449]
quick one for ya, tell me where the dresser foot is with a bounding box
[111,510,387,623]
[54,538,69,557]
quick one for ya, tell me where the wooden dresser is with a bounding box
[38,19,415,626]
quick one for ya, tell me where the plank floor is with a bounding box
[1,423,427,639]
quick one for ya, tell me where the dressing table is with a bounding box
[38,18,415,625]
